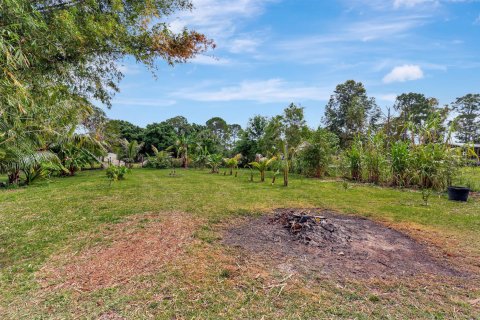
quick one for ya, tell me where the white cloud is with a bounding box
[375,93,398,102]
[393,0,437,8]
[173,79,330,103]
[169,0,274,39]
[229,38,261,53]
[383,64,424,83]
[342,0,440,10]
[269,15,428,65]
[112,99,177,107]
[277,15,427,49]
[347,16,428,41]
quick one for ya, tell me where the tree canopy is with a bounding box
[451,94,480,143]
[1,0,213,111]
[323,80,380,147]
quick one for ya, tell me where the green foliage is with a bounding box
[391,141,410,187]
[206,117,230,153]
[207,154,223,174]
[1,0,212,188]
[119,139,144,167]
[323,80,381,147]
[54,134,105,176]
[298,128,339,178]
[143,122,180,153]
[362,131,387,184]
[343,132,464,191]
[249,156,277,182]
[282,103,309,151]
[223,154,242,175]
[175,135,194,168]
[23,160,66,185]
[409,143,462,190]
[1,0,213,112]
[106,165,129,182]
[451,93,480,143]
[345,138,363,181]
[145,146,172,169]
[394,93,439,130]
[105,120,145,151]
[422,188,432,206]
[192,146,210,169]
[235,115,268,163]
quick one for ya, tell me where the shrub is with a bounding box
[106,165,129,182]
[144,147,172,169]
[391,141,410,187]
[345,139,363,181]
[207,154,223,173]
[363,132,387,184]
[297,129,338,178]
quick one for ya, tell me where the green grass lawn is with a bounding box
[458,166,480,191]
[1,169,479,319]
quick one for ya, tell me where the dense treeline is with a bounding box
[87,80,478,190]
[1,77,479,189]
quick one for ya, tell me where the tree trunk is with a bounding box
[184,150,188,168]
[260,170,265,182]
[8,170,20,185]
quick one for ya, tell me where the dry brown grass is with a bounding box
[37,213,199,292]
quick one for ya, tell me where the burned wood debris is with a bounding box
[272,209,352,247]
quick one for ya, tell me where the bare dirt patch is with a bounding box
[224,208,461,279]
[38,213,197,292]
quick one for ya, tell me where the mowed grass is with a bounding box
[0,169,479,319]
[458,166,480,191]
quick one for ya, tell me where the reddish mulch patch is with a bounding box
[223,208,462,279]
[38,213,197,292]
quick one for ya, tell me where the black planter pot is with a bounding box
[447,186,470,202]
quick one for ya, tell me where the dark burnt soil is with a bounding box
[224,208,461,278]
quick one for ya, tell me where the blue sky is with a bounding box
[104,0,480,128]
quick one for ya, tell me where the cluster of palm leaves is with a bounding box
[0,100,106,186]
[119,139,144,168]
[249,156,277,182]
[342,119,474,191]
[206,154,223,173]
[223,154,242,175]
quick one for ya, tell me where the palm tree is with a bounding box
[207,154,223,173]
[1,96,106,183]
[0,146,59,185]
[193,145,210,169]
[175,135,193,168]
[120,139,144,168]
[249,156,277,182]
[280,144,290,187]
[223,154,242,175]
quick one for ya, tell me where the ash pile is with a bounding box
[272,209,353,248]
